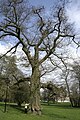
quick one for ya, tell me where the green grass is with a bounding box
[0,102,80,120]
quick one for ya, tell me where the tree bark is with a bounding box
[65,71,74,107]
[4,85,8,113]
[30,64,41,115]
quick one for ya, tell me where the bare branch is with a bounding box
[0,42,20,59]
[22,32,36,46]
[39,35,60,64]
[72,39,80,48]
[40,65,57,77]
[0,28,17,37]
[53,53,67,69]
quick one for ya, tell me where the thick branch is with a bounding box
[22,46,33,66]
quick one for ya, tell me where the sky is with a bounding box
[29,0,55,8]
[29,0,80,31]
[0,0,80,56]
[67,0,80,32]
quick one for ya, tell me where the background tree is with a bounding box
[0,55,17,112]
[0,0,75,114]
[70,61,80,107]
[61,68,74,106]
[0,55,30,110]
[11,80,30,106]
[41,81,67,104]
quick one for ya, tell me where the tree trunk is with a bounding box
[30,65,41,115]
[65,71,74,107]
[78,80,80,107]
[4,86,8,113]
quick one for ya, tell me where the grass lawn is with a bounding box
[0,102,80,120]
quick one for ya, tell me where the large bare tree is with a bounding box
[0,0,75,114]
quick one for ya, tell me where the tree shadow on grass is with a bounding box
[0,102,4,106]
[0,103,5,112]
[41,102,72,109]
[44,112,67,119]
[9,104,25,113]
[0,102,25,113]
[41,103,69,119]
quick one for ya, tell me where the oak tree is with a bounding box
[0,0,75,114]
